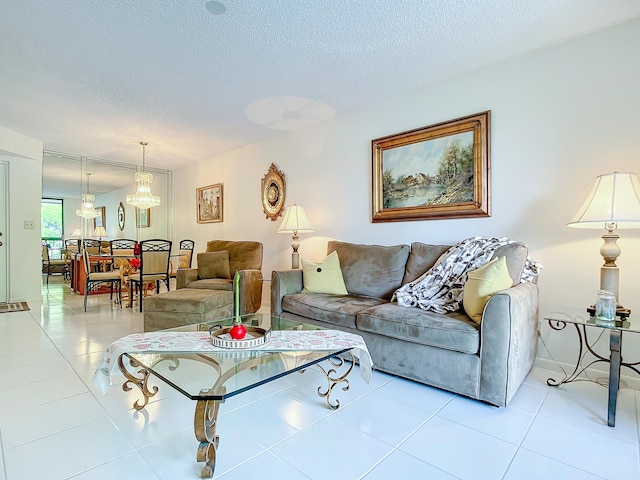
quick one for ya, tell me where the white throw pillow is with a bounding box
[302,251,348,295]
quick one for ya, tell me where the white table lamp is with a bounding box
[93,226,108,243]
[278,204,314,269]
[567,171,640,315]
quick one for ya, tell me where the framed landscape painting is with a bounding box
[371,111,491,222]
[197,183,223,223]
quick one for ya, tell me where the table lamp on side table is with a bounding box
[567,171,640,318]
[93,226,108,243]
[278,204,314,269]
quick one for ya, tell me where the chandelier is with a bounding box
[76,157,100,219]
[126,141,161,209]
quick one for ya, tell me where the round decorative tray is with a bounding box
[210,326,271,349]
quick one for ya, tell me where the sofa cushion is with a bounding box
[463,256,513,323]
[302,251,347,295]
[327,241,410,300]
[402,242,451,284]
[491,242,528,285]
[282,293,388,329]
[198,251,231,279]
[356,303,480,354]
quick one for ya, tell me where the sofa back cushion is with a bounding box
[402,242,451,285]
[490,242,528,285]
[206,240,263,275]
[327,241,410,300]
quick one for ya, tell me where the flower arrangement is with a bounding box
[129,258,141,269]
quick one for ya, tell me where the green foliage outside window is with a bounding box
[42,198,64,259]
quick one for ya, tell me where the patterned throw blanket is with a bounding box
[394,236,541,314]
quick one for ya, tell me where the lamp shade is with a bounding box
[93,226,108,238]
[277,205,314,234]
[567,172,640,230]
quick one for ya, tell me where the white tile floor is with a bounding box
[1,276,639,479]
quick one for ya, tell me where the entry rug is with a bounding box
[0,302,30,313]
[93,329,373,394]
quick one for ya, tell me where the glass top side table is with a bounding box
[543,310,640,427]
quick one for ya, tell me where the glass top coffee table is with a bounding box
[105,313,368,478]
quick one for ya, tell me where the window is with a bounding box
[42,198,64,259]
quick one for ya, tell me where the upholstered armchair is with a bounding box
[176,240,263,314]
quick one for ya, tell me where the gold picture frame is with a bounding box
[136,208,150,228]
[372,111,491,223]
[261,163,286,221]
[196,183,223,223]
[117,202,125,231]
[93,206,106,230]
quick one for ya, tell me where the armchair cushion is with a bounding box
[197,251,231,279]
[206,240,262,275]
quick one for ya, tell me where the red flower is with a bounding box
[130,258,141,269]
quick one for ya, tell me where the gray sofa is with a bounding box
[271,240,539,407]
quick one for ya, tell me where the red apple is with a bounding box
[229,323,247,340]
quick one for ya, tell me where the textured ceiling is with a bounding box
[2,0,640,194]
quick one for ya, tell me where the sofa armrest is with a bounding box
[270,270,303,316]
[237,269,263,314]
[176,268,198,289]
[479,282,539,406]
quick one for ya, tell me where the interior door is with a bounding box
[0,162,7,303]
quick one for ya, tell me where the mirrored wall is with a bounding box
[43,150,173,243]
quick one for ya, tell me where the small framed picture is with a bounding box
[196,183,223,223]
[136,208,150,228]
[93,206,106,230]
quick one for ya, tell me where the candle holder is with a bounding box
[229,272,246,339]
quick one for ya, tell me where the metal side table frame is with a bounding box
[544,311,640,427]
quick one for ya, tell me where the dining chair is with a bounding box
[129,239,172,312]
[82,238,103,271]
[42,242,67,284]
[109,239,137,270]
[64,238,81,254]
[81,245,121,311]
[170,239,195,278]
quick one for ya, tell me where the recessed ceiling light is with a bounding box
[205,1,226,15]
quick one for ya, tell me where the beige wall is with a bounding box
[173,18,640,379]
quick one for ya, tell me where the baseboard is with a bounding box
[534,357,640,391]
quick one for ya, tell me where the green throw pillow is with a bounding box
[302,251,348,295]
[198,251,231,279]
[463,256,513,324]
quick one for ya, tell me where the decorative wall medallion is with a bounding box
[118,202,126,231]
[261,163,286,221]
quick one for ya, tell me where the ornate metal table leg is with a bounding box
[118,354,159,411]
[315,352,354,410]
[607,330,622,427]
[194,395,223,478]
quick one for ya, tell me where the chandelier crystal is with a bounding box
[76,159,100,218]
[126,141,161,209]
